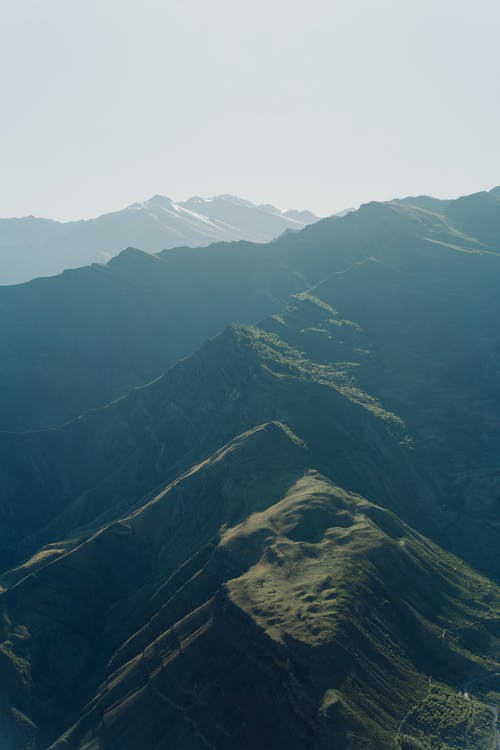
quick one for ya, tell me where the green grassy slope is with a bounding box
[1,426,499,750]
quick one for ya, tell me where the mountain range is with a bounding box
[0,195,322,285]
[1,187,500,749]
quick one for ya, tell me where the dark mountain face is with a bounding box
[1,187,499,434]
[1,187,500,749]
[0,195,320,286]
[0,310,413,574]
[0,242,310,431]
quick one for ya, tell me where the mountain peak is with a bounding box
[0,194,319,284]
[145,194,175,205]
[127,195,176,211]
[108,246,159,268]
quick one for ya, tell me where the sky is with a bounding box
[1,0,500,220]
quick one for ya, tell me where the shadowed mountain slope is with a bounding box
[2,185,500,433]
[3,189,500,574]
[0,299,412,575]
[2,187,500,748]
[0,242,307,431]
[1,423,500,750]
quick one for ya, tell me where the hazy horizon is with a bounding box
[2,0,500,220]
[3,183,500,224]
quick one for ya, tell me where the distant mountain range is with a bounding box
[0,195,325,285]
[2,187,500,749]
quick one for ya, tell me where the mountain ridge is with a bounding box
[0,194,321,285]
[2,187,499,433]
[2,186,500,747]
[2,419,500,750]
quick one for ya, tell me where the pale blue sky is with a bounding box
[1,0,499,219]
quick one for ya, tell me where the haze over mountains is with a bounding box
[0,195,322,285]
[1,187,500,749]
